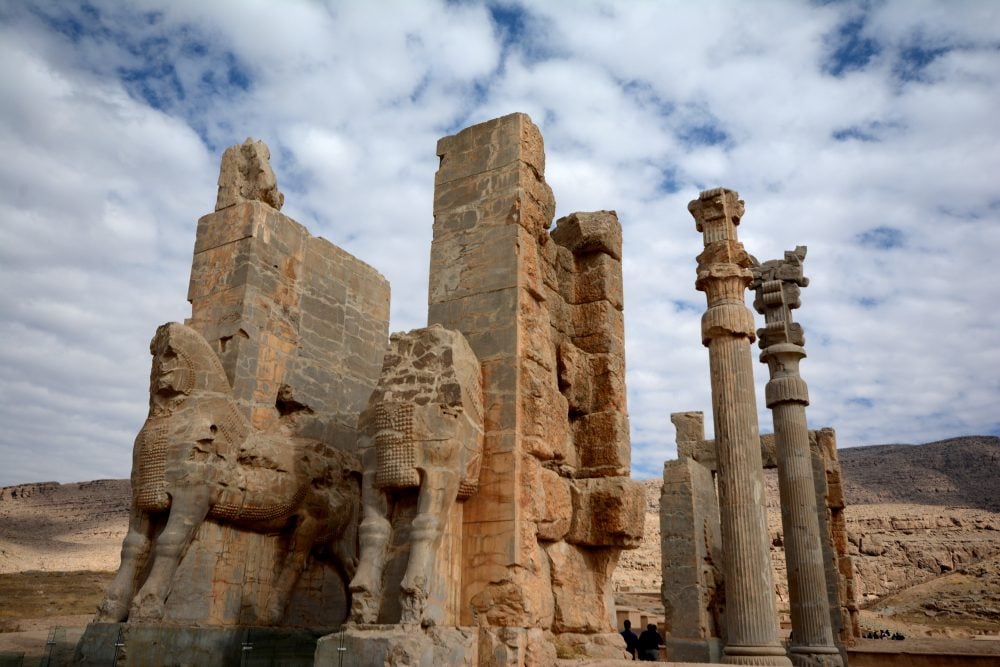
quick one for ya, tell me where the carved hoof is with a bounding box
[130,592,165,621]
[95,596,129,623]
[349,590,378,624]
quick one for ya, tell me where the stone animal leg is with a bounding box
[399,468,459,626]
[263,511,323,625]
[130,486,213,621]
[348,469,390,623]
[96,504,153,622]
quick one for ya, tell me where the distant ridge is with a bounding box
[838,436,1000,510]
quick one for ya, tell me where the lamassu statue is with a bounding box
[349,325,484,627]
[96,322,359,625]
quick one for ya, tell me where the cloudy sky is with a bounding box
[1,0,998,486]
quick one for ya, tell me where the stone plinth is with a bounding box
[689,188,790,666]
[316,624,478,666]
[428,113,641,660]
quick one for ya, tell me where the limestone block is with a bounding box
[567,477,644,547]
[671,411,705,460]
[545,541,619,633]
[551,210,623,261]
[318,624,478,667]
[567,251,624,308]
[570,301,624,354]
[661,457,723,643]
[552,631,630,660]
[572,410,630,477]
[468,539,554,628]
[435,112,546,186]
[559,344,626,417]
[534,464,572,542]
[215,138,284,211]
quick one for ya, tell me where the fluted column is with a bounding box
[752,247,843,667]
[689,188,791,666]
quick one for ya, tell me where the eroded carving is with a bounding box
[215,138,284,211]
[95,322,358,625]
[349,324,484,627]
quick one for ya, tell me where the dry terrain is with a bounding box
[0,435,998,653]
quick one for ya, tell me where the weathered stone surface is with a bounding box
[188,198,389,438]
[94,139,393,638]
[215,138,284,211]
[568,478,645,548]
[428,113,639,659]
[661,457,724,654]
[551,210,623,262]
[319,624,479,666]
[350,325,484,627]
[95,322,359,628]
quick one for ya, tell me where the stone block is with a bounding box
[573,410,630,476]
[545,541,618,633]
[661,457,723,643]
[568,251,624,308]
[536,465,572,542]
[570,301,624,354]
[567,477,644,547]
[551,210,622,261]
[318,624,478,667]
[435,113,545,186]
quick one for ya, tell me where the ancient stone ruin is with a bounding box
[78,115,645,665]
[660,189,858,665]
[77,118,859,666]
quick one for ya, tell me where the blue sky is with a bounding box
[1,0,998,485]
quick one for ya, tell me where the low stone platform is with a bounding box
[847,638,1000,667]
[73,622,334,666]
[315,624,477,666]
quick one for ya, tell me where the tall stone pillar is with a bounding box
[688,188,791,666]
[428,113,644,662]
[752,248,843,667]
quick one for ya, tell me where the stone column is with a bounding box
[689,188,791,666]
[752,248,843,667]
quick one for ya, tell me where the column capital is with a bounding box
[752,246,808,349]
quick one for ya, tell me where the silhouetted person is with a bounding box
[620,619,639,659]
[637,623,664,661]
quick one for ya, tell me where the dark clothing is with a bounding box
[620,628,639,658]
[637,628,664,661]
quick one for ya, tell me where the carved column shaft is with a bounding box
[690,188,790,667]
[754,249,843,666]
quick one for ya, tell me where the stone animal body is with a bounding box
[348,325,483,626]
[96,322,359,625]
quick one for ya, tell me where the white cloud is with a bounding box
[0,0,998,486]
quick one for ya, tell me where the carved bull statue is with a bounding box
[96,322,359,624]
[348,325,484,626]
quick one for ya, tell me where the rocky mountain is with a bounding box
[0,480,129,574]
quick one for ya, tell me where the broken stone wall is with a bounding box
[429,113,643,661]
[811,427,860,650]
